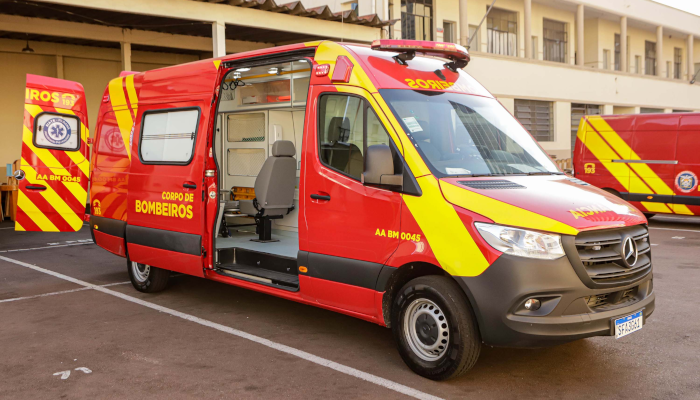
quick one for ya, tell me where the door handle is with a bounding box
[26,185,47,191]
[310,194,331,201]
[183,183,197,189]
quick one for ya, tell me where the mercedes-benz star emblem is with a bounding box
[621,237,638,268]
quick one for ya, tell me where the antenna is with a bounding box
[468,0,497,49]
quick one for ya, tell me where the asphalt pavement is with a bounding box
[0,215,699,399]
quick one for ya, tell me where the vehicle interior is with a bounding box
[211,58,311,292]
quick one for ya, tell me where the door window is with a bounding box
[33,112,81,151]
[318,94,401,183]
[139,108,200,164]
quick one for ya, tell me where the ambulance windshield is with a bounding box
[380,90,560,177]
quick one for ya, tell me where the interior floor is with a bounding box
[216,227,299,259]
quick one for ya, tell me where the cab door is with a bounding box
[15,75,89,232]
[126,102,209,278]
[673,114,700,215]
[301,86,403,316]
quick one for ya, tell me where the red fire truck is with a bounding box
[15,40,654,380]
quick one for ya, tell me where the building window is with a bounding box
[571,104,600,152]
[674,48,682,79]
[603,50,610,70]
[468,24,480,51]
[401,0,433,40]
[487,7,518,56]
[645,41,656,75]
[443,21,455,43]
[514,99,553,142]
[531,36,538,59]
[614,34,620,71]
[543,19,567,63]
[640,108,663,114]
[388,0,394,38]
[635,55,642,74]
[666,61,672,78]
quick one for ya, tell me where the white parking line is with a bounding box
[0,282,130,304]
[0,254,441,400]
[649,227,700,233]
[0,242,92,253]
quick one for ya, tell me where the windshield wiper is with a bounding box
[527,171,565,175]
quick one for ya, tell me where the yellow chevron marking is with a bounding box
[403,176,490,277]
[21,160,83,231]
[641,202,672,213]
[672,204,694,215]
[587,116,693,215]
[441,181,579,236]
[213,60,221,69]
[108,77,133,160]
[55,107,90,178]
[22,126,87,205]
[17,190,58,232]
[315,41,378,93]
[14,222,25,232]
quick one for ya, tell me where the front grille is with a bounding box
[457,180,525,190]
[585,287,638,310]
[570,225,652,287]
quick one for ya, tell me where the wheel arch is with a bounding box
[380,262,484,334]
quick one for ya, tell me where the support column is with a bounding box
[212,21,226,58]
[688,34,695,81]
[576,4,584,66]
[620,17,627,72]
[603,105,614,115]
[656,26,663,77]
[524,0,532,59]
[459,0,468,47]
[56,55,64,79]
[120,42,131,71]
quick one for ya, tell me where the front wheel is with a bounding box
[391,275,481,380]
[127,260,170,293]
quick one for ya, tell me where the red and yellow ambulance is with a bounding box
[16,39,654,380]
[574,112,700,218]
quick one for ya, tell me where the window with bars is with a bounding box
[401,0,433,40]
[543,19,567,63]
[468,25,480,51]
[443,21,455,43]
[515,99,553,142]
[645,41,656,76]
[674,48,682,79]
[487,8,518,56]
[615,34,620,71]
[571,104,601,152]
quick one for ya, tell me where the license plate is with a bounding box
[614,310,643,339]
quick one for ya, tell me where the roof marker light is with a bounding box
[331,56,353,83]
[371,39,470,71]
[315,64,330,77]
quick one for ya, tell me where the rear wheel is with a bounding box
[127,260,169,293]
[391,275,481,381]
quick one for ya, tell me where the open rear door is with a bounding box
[15,74,90,232]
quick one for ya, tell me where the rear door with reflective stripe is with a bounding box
[16,74,89,231]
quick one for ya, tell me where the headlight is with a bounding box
[474,223,565,260]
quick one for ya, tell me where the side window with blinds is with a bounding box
[139,108,200,164]
[514,99,553,142]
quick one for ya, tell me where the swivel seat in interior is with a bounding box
[239,140,297,242]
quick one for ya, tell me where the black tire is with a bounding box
[643,213,655,220]
[127,259,169,293]
[391,275,481,381]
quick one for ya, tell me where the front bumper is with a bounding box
[455,254,655,348]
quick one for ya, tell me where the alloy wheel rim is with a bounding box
[131,261,150,283]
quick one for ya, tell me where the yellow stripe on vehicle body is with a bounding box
[125,74,139,116]
[440,181,579,236]
[108,77,134,160]
[403,176,490,277]
[17,190,58,232]
[640,202,672,213]
[21,159,84,231]
[55,107,90,178]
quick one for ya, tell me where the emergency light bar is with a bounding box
[370,39,470,71]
